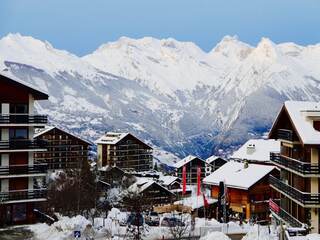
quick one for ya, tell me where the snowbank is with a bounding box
[29,215,93,240]
[200,231,231,240]
[242,224,278,240]
[306,234,320,240]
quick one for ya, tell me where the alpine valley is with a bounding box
[1,33,320,165]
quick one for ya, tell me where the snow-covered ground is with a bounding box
[28,208,276,240]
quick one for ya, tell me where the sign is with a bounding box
[74,231,81,238]
[269,199,280,214]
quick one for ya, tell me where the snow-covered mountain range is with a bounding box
[1,33,320,162]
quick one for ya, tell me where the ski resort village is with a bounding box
[1,71,320,240]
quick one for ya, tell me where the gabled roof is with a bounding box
[0,73,48,100]
[95,132,152,149]
[34,126,92,145]
[231,139,280,162]
[205,156,226,165]
[130,177,175,195]
[173,155,206,169]
[203,161,275,190]
[269,101,320,145]
[158,175,180,186]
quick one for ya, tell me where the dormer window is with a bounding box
[313,121,320,131]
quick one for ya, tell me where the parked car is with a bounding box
[161,216,185,227]
[127,213,144,226]
[161,217,171,227]
[145,211,160,226]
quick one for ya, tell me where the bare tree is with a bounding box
[168,214,191,240]
[47,158,98,217]
[120,188,152,240]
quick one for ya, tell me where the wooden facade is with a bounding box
[210,173,278,221]
[269,103,320,233]
[176,157,206,185]
[0,74,48,226]
[139,182,176,208]
[97,133,153,172]
[205,157,227,176]
[34,127,91,170]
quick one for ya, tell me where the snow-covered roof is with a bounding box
[95,132,151,149]
[173,155,206,169]
[174,195,217,210]
[231,139,280,162]
[34,126,92,145]
[158,175,180,186]
[95,132,129,145]
[130,177,174,195]
[203,161,275,190]
[275,101,320,145]
[0,72,48,100]
[205,156,226,164]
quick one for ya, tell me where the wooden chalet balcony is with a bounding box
[277,129,297,142]
[0,164,48,176]
[0,139,47,151]
[0,114,47,125]
[0,189,47,203]
[270,152,320,176]
[270,175,320,207]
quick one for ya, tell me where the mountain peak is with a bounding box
[254,37,278,59]
[211,35,252,60]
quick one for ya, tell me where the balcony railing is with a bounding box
[0,139,47,150]
[270,203,303,228]
[0,164,48,175]
[270,175,320,206]
[0,189,47,202]
[0,114,47,124]
[278,129,295,142]
[270,152,320,176]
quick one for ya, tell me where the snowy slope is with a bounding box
[1,33,320,159]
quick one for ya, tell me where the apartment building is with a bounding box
[34,126,91,171]
[269,101,320,233]
[96,132,153,172]
[0,74,48,225]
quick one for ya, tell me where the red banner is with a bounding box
[197,165,201,196]
[203,193,209,208]
[269,199,280,214]
[182,165,187,195]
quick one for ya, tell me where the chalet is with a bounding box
[128,178,176,208]
[99,166,130,185]
[231,139,280,165]
[158,175,181,190]
[96,132,153,172]
[205,156,227,176]
[34,126,92,170]
[0,73,48,225]
[173,155,207,185]
[203,161,276,221]
[268,101,320,233]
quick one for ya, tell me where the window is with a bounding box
[10,104,28,114]
[9,129,28,139]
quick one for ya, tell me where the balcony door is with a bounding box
[9,177,28,191]
[9,152,28,174]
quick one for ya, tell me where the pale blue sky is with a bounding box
[0,0,319,56]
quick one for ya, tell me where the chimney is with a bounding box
[244,160,249,169]
[246,143,255,155]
